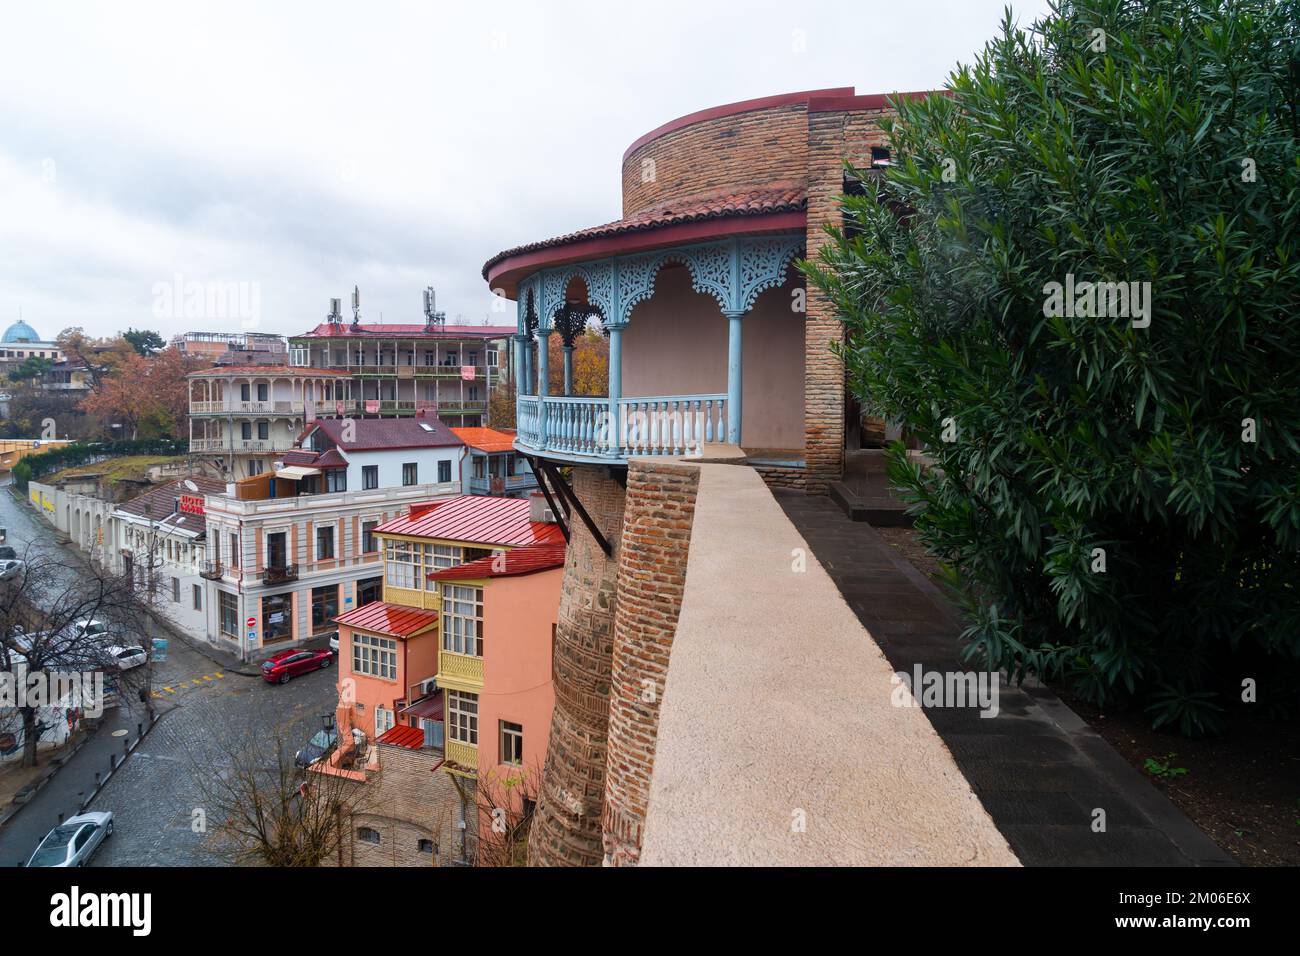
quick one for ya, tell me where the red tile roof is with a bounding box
[306,416,463,451]
[450,427,517,454]
[376,725,426,749]
[294,323,515,340]
[334,601,440,638]
[376,495,564,548]
[428,541,567,581]
[115,476,228,532]
[482,181,806,278]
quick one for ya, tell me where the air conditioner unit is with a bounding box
[417,677,438,696]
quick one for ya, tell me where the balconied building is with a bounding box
[328,495,564,865]
[450,427,538,498]
[171,330,287,365]
[482,88,1018,867]
[187,366,353,479]
[285,301,515,428]
[198,416,464,660]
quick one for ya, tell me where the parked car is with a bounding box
[25,812,114,867]
[261,648,332,684]
[102,645,148,671]
[294,727,339,767]
[0,559,23,582]
[328,632,339,654]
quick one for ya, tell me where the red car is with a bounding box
[261,648,332,684]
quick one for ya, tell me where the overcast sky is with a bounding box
[0,0,1051,343]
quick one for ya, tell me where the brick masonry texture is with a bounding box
[602,460,700,866]
[527,465,627,867]
[337,743,470,867]
[622,104,809,217]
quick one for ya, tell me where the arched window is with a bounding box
[357,826,380,845]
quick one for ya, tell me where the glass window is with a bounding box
[257,421,269,440]
[352,633,397,679]
[192,584,202,611]
[447,690,478,745]
[361,520,378,553]
[326,469,346,493]
[218,590,238,637]
[316,525,334,560]
[402,462,417,486]
[357,827,380,845]
[171,577,180,603]
[241,422,252,440]
[257,383,268,401]
[438,460,451,483]
[311,585,338,634]
[441,584,483,656]
[262,592,292,643]
[500,721,523,766]
[362,465,378,490]
[229,532,239,568]
[357,577,382,607]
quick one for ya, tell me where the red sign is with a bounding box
[365,400,379,414]
[179,494,205,516]
[246,616,257,629]
[460,365,476,381]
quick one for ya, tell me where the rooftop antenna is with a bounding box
[351,285,361,327]
[327,297,342,327]
[423,286,446,331]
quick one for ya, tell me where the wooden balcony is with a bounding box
[516,393,727,464]
[436,648,484,693]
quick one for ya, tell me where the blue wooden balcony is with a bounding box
[516,394,728,462]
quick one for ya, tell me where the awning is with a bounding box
[401,693,444,720]
[275,465,321,480]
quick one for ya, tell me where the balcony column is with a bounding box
[562,344,575,396]
[724,309,744,445]
[606,323,624,456]
[513,333,528,395]
[537,330,551,443]
[523,336,535,395]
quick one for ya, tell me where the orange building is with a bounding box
[331,494,564,862]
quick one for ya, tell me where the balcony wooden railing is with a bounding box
[437,648,484,692]
[445,738,478,772]
[468,473,537,495]
[517,393,727,461]
[191,400,306,416]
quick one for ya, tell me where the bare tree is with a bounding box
[195,730,382,867]
[468,761,542,867]
[0,544,150,768]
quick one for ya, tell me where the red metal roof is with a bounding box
[429,541,567,581]
[401,694,445,720]
[376,725,426,749]
[334,601,439,638]
[482,181,805,280]
[187,365,346,378]
[294,323,515,339]
[450,427,517,454]
[376,495,565,548]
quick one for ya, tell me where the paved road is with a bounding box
[0,477,83,593]
[0,480,338,866]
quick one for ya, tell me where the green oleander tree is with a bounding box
[804,0,1300,734]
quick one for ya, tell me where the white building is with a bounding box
[197,414,465,660]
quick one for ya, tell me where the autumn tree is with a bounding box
[81,348,203,439]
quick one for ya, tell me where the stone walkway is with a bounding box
[775,491,1233,866]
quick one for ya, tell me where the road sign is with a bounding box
[247,630,257,644]
[246,616,256,629]
[151,638,169,661]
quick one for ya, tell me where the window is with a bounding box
[421,717,444,749]
[256,383,268,401]
[437,460,451,484]
[375,706,394,737]
[441,585,483,656]
[486,349,498,368]
[362,465,378,490]
[192,584,202,611]
[218,591,238,638]
[352,633,397,679]
[229,532,240,568]
[402,462,418,486]
[417,839,434,854]
[240,422,252,440]
[257,421,269,440]
[357,827,380,845]
[316,525,334,560]
[240,383,251,402]
[326,469,346,493]
[311,585,338,634]
[248,460,263,476]
[262,593,292,643]
[361,520,378,554]
[171,577,181,603]
[468,350,478,366]
[357,577,382,607]
[500,721,523,766]
[447,690,478,745]
[385,540,418,589]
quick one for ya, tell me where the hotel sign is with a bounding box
[179,494,206,516]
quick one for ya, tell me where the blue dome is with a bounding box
[2,320,41,344]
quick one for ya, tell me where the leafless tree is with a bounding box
[0,543,151,768]
[194,729,382,867]
[467,761,542,867]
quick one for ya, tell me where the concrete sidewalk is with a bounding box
[775,491,1233,866]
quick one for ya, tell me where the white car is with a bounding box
[103,645,148,671]
[26,812,114,867]
[0,559,23,582]
[328,633,339,654]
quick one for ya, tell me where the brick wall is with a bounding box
[527,466,627,867]
[603,460,700,865]
[621,104,810,216]
[336,743,469,867]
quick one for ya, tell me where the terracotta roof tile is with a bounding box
[482,180,806,278]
